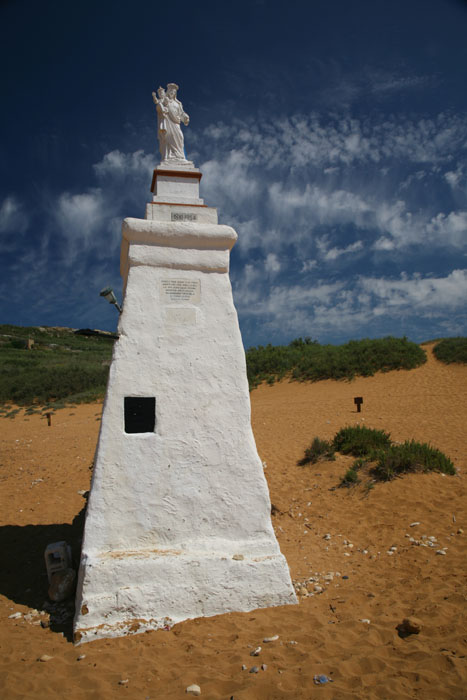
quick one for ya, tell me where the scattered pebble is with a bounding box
[410,522,421,527]
[77,655,86,661]
[232,554,244,561]
[250,646,261,656]
[436,549,447,555]
[359,618,371,624]
[186,684,201,696]
[263,635,279,643]
[323,534,331,540]
[38,655,53,662]
[261,664,267,671]
[249,666,259,674]
[241,665,247,671]
[9,612,22,619]
[119,679,129,686]
[457,528,464,534]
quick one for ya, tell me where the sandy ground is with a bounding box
[0,343,466,699]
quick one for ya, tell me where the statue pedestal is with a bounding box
[73,172,296,644]
[151,166,204,205]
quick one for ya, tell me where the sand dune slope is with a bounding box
[0,343,466,699]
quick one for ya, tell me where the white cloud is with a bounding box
[93,149,154,179]
[361,269,467,311]
[233,268,467,342]
[0,195,29,234]
[264,253,280,273]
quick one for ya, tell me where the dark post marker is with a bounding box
[46,412,52,426]
[354,397,363,413]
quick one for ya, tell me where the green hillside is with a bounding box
[0,325,115,411]
[3,326,463,410]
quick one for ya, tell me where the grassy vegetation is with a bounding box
[300,425,455,485]
[0,325,115,409]
[333,425,391,456]
[298,437,335,465]
[433,337,467,365]
[246,336,426,389]
[1,327,428,409]
[372,440,456,481]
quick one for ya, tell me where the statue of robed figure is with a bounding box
[152,83,190,164]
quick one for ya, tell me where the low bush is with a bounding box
[433,337,467,364]
[298,437,335,465]
[372,440,456,481]
[299,427,455,486]
[246,336,426,389]
[333,425,391,456]
[340,468,359,486]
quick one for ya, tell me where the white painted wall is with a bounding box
[74,192,296,644]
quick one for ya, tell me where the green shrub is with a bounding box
[372,440,456,481]
[333,425,391,456]
[340,468,359,486]
[298,437,335,465]
[246,336,426,389]
[433,337,467,364]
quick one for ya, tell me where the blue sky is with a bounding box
[1,0,466,348]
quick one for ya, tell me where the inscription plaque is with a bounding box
[171,212,198,222]
[161,279,201,304]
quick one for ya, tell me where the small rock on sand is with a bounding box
[263,634,279,643]
[186,684,201,696]
[38,655,53,662]
[249,666,259,674]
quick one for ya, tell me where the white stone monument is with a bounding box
[73,84,296,644]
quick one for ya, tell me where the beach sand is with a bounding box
[0,343,466,698]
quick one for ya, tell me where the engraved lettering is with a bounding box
[171,212,198,221]
[161,279,201,304]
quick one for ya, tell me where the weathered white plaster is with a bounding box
[74,136,296,644]
[153,174,203,204]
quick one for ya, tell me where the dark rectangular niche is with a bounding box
[124,396,156,434]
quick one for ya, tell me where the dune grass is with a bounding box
[300,426,455,484]
[333,425,391,456]
[246,336,426,389]
[298,437,335,465]
[433,337,467,365]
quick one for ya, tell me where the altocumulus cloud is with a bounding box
[2,109,466,340]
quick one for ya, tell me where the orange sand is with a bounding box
[0,343,466,698]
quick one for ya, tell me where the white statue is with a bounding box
[152,83,190,164]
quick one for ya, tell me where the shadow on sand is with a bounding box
[0,505,86,642]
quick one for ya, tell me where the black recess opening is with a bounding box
[124,397,156,434]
